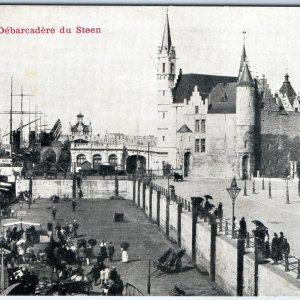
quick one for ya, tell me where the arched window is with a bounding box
[171,63,175,74]
[93,154,102,168]
[109,154,118,166]
[77,154,86,166]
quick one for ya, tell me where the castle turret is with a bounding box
[236,63,257,179]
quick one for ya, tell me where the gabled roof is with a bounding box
[238,64,254,87]
[172,73,237,104]
[279,73,296,106]
[177,124,193,133]
[209,82,237,114]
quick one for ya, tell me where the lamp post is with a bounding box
[226,178,241,239]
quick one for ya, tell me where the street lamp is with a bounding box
[226,178,241,239]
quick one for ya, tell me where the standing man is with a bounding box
[52,205,57,220]
[72,199,77,212]
[107,242,115,262]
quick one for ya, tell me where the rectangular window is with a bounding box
[195,106,199,114]
[195,119,200,132]
[163,112,165,119]
[201,139,206,152]
[195,139,200,152]
[201,119,206,133]
[162,63,165,73]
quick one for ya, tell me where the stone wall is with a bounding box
[16,179,128,199]
[261,110,300,177]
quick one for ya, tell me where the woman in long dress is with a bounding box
[121,247,128,263]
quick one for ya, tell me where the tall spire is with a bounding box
[161,8,172,52]
[238,31,247,80]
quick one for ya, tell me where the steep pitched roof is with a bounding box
[238,44,247,79]
[178,124,193,133]
[172,73,237,104]
[209,82,237,114]
[279,73,296,106]
[238,64,254,87]
[161,13,172,52]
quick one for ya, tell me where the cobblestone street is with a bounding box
[3,196,223,296]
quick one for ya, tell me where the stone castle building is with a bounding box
[155,12,300,179]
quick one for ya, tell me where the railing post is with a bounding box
[225,220,229,235]
[246,232,250,248]
[210,223,217,282]
[142,181,146,212]
[254,237,259,296]
[133,177,136,203]
[138,179,141,207]
[157,190,161,227]
[184,200,187,210]
[177,202,183,247]
[284,253,289,271]
[166,194,170,237]
[149,184,153,220]
[252,179,256,194]
[219,217,223,232]
[268,179,272,199]
[237,238,245,296]
[262,176,265,190]
[188,201,191,212]
[191,198,198,263]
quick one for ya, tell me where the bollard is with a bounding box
[188,201,191,212]
[184,200,187,210]
[268,180,272,199]
[252,179,256,194]
[262,176,265,190]
[246,232,250,248]
[286,180,290,204]
[243,180,247,196]
[115,176,119,197]
[225,220,229,235]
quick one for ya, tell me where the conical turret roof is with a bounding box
[238,64,254,87]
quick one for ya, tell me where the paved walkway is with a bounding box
[3,197,222,296]
[155,177,300,259]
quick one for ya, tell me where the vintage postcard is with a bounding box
[0,4,299,296]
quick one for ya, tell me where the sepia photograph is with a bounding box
[0,4,299,296]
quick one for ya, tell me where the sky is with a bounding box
[0,5,300,142]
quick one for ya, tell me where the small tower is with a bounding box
[156,10,177,152]
[157,10,176,92]
[236,62,257,179]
